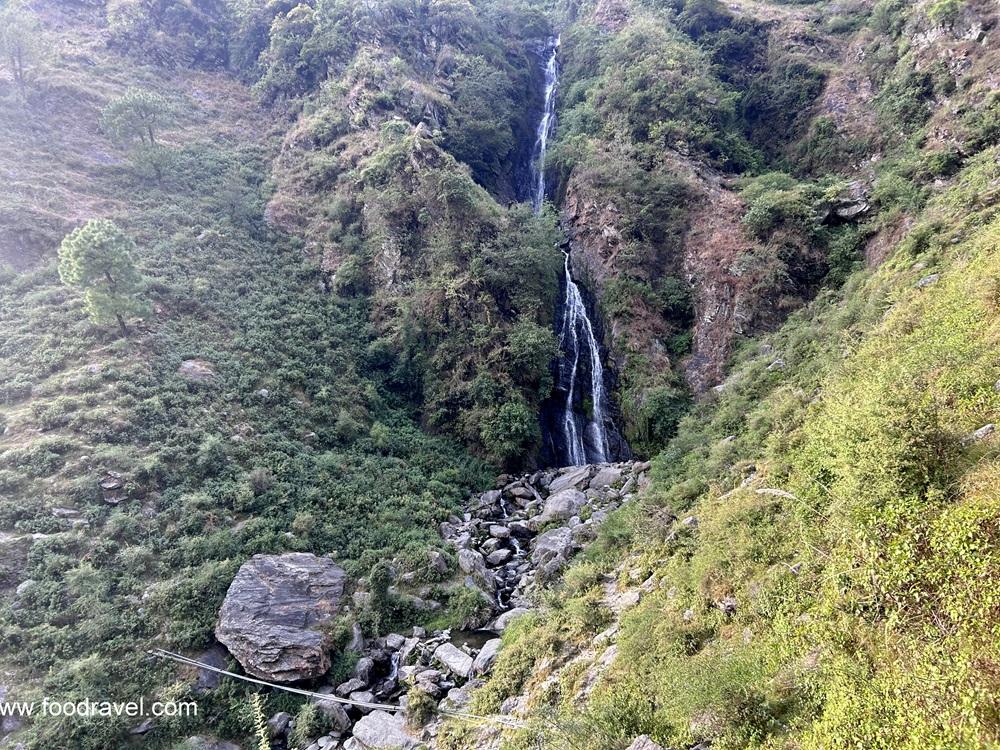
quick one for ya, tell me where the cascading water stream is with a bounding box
[531,37,612,466]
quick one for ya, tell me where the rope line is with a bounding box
[148,648,525,729]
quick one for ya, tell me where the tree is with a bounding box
[0,2,46,94]
[100,88,171,146]
[479,398,539,467]
[58,220,148,337]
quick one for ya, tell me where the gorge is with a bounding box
[1,0,998,748]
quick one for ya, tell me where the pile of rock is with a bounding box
[211,461,651,750]
[442,461,650,612]
[270,627,503,750]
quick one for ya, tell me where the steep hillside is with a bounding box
[0,0,997,748]
[441,1,1000,749]
[0,2,500,747]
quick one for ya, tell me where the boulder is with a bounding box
[433,643,474,679]
[215,553,347,682]
[916,273,941,288]
[486,549,512,566]
[457,548,487,578]
[457,549,494,592]
[267,712,292,738]
[99,470,127,505]
[414,669,444,698]
[508,521,532,539]
[571,523,597,544]
[491,607,531,632]
[193,645,228,693]
[472,639,502,675]
[533,488,586,527]
[427,549,449,575]
[590,466,623,489]
[531,527,575,581]
[480,537,501,555]
[353,656,376,685]
[350,710,421,750]
[548,466,593,494]
[349,690,376,710]
[177,359,217,382]
[626,736,665,750]
[441,681,479,711]
[397,637,420,666]
[335,677,366,697]
[311,689,351,733]
[965,423,995,443]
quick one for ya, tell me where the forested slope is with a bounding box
[448,1,1000,749]
[0,0,997,748]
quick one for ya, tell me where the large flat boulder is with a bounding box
[590,465,624,489]
[350,710,421,749]
[433,643,474,679]
[548,466,593,494]
[216,553,347,682]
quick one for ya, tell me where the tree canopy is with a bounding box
[100,88,172,146]
[0,1,46,92]
[57,219,149,337]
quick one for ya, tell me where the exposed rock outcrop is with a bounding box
[177,358,217,382]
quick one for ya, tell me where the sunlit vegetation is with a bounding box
[2,0,998,747]
[470,144,1000,750]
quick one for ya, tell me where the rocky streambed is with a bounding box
[200,461,650,750]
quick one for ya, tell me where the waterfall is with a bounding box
[530,38,560,215]
[531,37,612,466]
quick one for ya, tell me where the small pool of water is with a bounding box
[449,629,497,650]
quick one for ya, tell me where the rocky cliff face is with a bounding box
[556,0,998,406]
[561,153,817,399]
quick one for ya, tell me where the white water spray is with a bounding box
[531,37,611,465]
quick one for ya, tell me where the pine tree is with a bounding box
[100,88,171,146]
[58,219,148,338]
[0,1,46,94]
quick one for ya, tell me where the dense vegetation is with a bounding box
[1,0,997,747]
[456,1,1000,748]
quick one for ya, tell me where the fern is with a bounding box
[250,693,270,750]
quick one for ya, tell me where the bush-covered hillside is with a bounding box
[456,144,1000,750]
[0,0,997,747]
[450,0,1000,748]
